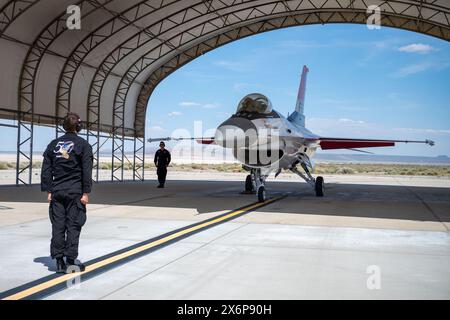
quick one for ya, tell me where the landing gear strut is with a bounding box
[243,168,269,202]
[290,154,325,197]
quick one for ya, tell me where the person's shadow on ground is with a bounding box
[34,256,57,272]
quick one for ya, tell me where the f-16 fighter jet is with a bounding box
[149,66,434,202]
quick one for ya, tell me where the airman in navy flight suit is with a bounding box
[154,141,171,188]
[41,112,93,273]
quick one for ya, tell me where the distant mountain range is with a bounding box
[142,146,450,165]
[1,151,449,165]
[312,153,450,165]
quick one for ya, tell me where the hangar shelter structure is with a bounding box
[0,0,449,185]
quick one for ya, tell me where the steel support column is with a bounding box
[133,135,145,181]
[16,114,33,185]
[111,94,125,181]
[86,121,100,182]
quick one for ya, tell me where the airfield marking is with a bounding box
[0,196,285,300]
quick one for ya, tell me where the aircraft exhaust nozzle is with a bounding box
[214,117,258,148]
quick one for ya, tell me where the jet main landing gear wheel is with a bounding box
[257,186,266,202]
[245,174,254,193]
[315,176,324,197]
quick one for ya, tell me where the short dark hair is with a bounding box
[63,112,81,133]
[159,141,165,146]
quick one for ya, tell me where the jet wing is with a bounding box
[314,137,434,150]
[149,136,434,149]
[196,138,215,144]
[147,137,215,144]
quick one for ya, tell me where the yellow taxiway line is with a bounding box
[1,196,284,300]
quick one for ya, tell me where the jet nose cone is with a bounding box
[214,117,257,148]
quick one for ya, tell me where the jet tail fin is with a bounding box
[295,65,309,114]
[288,65,309,127]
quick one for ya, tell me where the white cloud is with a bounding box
[307,117,403,141]
[278,39,398,50]
[393,127,450,136]
[202,103,220,109]
[338,118,365,124]
[308,117,374,132]
[233,82,264,93]
[312,119,450,138]
[215,60,236,67]
[393,59,450,77]
[148,126,165,132]
[168,111,182,117]
[392,62,433,77]
[216,111,231,118]
[278,40,329,49]
[179,101,201,107]
[213,60,254,72]
[179,101,220,109]
[398,43,437,54]
[233,83,248,91]
[314,98,368,111]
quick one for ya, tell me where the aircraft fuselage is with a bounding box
[214,107,320,173]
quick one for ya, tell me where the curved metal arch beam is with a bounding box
[131,11,340,137]
[66,0,366,129]
[17,0,117,123]
[86,0,253,134]
[83,0,213,181]
[0,0,40,36]
[5,0,64,186]
[84,0,248,181]
[116,8,360,138]
[93,0,246,181]
[113,4,361,130]
[111,2,291,139]
[132,6,450,138]
[54,0,181,134]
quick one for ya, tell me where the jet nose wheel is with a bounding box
[315,176,324,197]
[257,186,266,202]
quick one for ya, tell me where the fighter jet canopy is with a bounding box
[236,93,273,114]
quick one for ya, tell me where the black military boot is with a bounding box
[55,258,66,273]
[65,258,86,273]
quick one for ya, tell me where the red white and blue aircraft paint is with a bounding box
[149,66,434,202]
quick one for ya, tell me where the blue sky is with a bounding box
[147,24,450,156]
[1,23,449,157]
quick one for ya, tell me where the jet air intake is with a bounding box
[214,117,258,148]
[234,148,285,168]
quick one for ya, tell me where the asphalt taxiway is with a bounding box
[0,174,449,299]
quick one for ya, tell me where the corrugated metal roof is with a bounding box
[0,0,448,138]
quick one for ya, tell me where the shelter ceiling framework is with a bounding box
[0,0,449,185]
